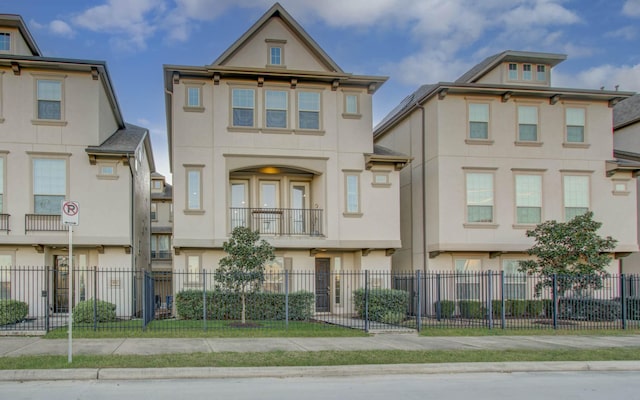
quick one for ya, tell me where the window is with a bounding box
[536,65,546,81]
[372,172,390,187]
[263,257,284,293]
[151,234,171,260]
[502,260,526,299]
[232,88,255,127]
[345,94,358,114]
[468,103,489,139]
[522,64,532,80]
[269,46,282,65]
[508,63,518,80]
[455,259,481,300]
[265,90,288,128]
[0,254,11,299]
[185,167,202,211]
[230,180,248,230]
[186,255,201,285]
[298,91,320,130]
[151,203,157,221]
[345,173,360,214]
[33,158,66,214]
[186,86,201,108]
[518,106,538,141]
[37,79,62,120]
[563,175,589,220]
[97,162,117,179]
[101,166,114,175]
[566,108,585,143]
[515,174,541,224]
[152,180,163,190]
[0,33,9,52]
[466,172,494,223]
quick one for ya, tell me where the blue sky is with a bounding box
[5,0,640,180]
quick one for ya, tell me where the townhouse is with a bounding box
[374,51,638,278]
[163,3,409,313]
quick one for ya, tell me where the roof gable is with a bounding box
[455,50,566,84]
[211,3,343,73]
[0,14,41,56]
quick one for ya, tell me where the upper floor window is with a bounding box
[185,166,203,213]
[536,65,546,81]
[565,107,585,143]
[522,64,532,80]
[151,234,171,260]
[151,203,157,221]
[33,158,66,214]
[515,174,542,225]
[187,86,201,108]
[466,172,494,223]
[468,103,489,140]
[269,46,282,65]
[518,106,538,142]
[37,79,63,120]
[563,175,589,221]
[0,33,9,51]
[265,90,288,128]
[345,94,358,114]
[344,172,361,216]
[232,88,255,127]
[508,63,518,80]
[298,91,320,130]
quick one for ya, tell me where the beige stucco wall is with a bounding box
[0,27,34,56]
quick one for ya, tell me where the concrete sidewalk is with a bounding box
[1,334,640,381]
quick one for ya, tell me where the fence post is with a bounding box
[364,270,369,333]
[500,270,506,330]
[202,270,207,332]
[285,270,289,329]
[552,274,558,330]
[621,274,627,330]
[436,273,441,321]
[487,270,493,330]
[415,270,422,332]
[142,272,148,331]
[45,266,50,333]
[93,267,97,331]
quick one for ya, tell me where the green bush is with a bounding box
[626,298,640,320]
[175,290,314,321]
[558,298,620,321]
[492,300,545,318]
[72,299,117,323]
[353,288,409,324]
[458,300,484,319]
[434,300,455,318]
[0,300,29,325]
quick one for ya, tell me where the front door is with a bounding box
[53,255,69,313]
[315,258,330,312]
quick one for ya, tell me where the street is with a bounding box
[1,371,639,399]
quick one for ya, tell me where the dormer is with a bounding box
[151,173,166,193]
[0,14,41,56]
[456,50,566,87]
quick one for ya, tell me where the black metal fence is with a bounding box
[1,267,639,334]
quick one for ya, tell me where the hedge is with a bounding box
[625,298,640,320]
[175,290,314,321]
[433,300,456,318]
[557,298,620,321]
[458,300,485,319]
[72,299,117,323]
[0,300,29,325]
[353,288,409,324]
[491,300,544,318]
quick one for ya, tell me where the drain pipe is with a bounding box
[415,104,427,274]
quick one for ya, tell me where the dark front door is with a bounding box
[315,258,330,312]
[53,256,69,313]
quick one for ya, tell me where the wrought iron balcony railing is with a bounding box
[151,250,172,260]
[25,214,66,233]
[230,207,323,237]
[0,214,9,232]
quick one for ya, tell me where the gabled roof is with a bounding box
[0,14,41,56]
[211,3,343,73]
[85,123,156,172]
[455,50,566,84]
[614,94,640,130]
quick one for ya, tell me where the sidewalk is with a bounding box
[1,334,640,381]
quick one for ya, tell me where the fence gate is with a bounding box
[142,271,155,328]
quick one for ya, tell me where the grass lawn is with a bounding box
[2,347,640,370]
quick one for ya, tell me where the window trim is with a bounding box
[29,153,70,215]
[466,101,493,144]
[296,89,323,132]
[183,81,205,112]
[32,74,67,126]
[184,165,204,214]
[563,105,589,148]
[507,63,518,80]
[265,39,286,68]
[342,91,361,119]
[343,170,362,217]
[562,172,591,222]
[150,202,158,221]
[185,252,203,286]
[515,104,541,145]
[612,178,630,196]
[264,88,289,130]
[230,86,257,129]
[522,64,532,81]
[463,168,498,228]
[0,32,10,53]
[151,233,172,260]
[513,172,543,228]
[372,171,391,188]
[97,161,118,180]
[536,65,546,82]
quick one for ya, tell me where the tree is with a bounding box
[518,212,617,297]
[215,226,275,324]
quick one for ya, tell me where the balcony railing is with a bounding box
[0,214,9,232]
[230,208,323,237]
[25,214,66,233]
[151,250,172,260]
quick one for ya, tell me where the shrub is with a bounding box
[626,298,640,320]
[175,290,314,321]
[557,298,620,321]
[492,300,545,318]
[72,299,117,323]
[0,300,29,325]
[353,288,409,324]
[434,300,455,318]
[458,300,484,319]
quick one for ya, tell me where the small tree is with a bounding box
[518,212,617,297]
[215,226,275,324]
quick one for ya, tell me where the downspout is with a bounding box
[416,104,427,274]
[127,153,135,317]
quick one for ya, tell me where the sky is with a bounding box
[4,0,640,181]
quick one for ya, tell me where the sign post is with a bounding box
[62,201,79,364]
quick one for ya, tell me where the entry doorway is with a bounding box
[53,255,70,313]
[315,258,330,312]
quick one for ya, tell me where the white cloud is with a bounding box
[623,0,640,17]
[50,20,75,38]
[554,64,640,92]
[605,26,637,40]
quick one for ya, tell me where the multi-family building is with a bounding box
[150,172,173,311]
[374,51,638,276]
[163,3,409,313]
[0,15,154,316]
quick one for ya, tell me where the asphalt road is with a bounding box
[1,371,639,400]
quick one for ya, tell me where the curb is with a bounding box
[2,361,640,381]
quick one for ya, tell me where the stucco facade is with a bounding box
[375,51,638,276]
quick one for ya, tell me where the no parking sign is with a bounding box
[62,201,79,226]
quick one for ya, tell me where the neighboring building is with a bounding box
[150,172,173,312]
[163,3,409,313]
[374,51,638,279]
[0,15,154,316]
[614,94,640,275]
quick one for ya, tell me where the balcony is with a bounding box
[230,208,323,237]
[0,214,9,232]
[151,250,172,260]
[25,214,66,233]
